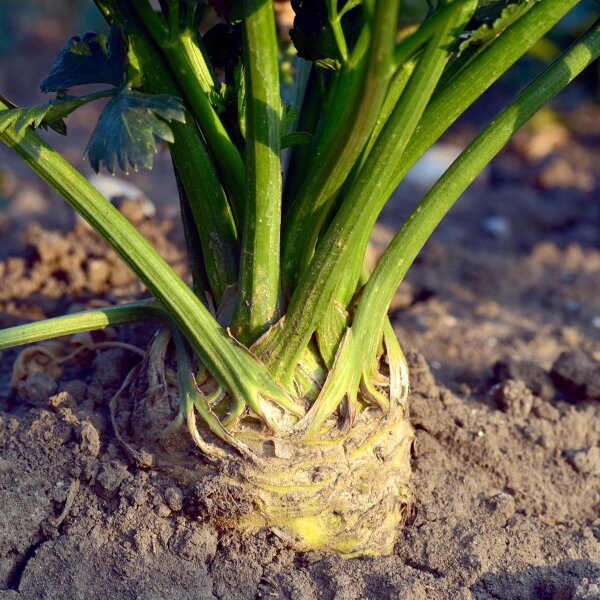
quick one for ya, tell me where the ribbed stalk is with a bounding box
[0,300,159,350]
[257,2,475,383]
[280,0,400,292]
[131,0,246,223]
[232,0,282,344]
[300,16,600,437]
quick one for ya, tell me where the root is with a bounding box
[109,363,154,467]
[11,338,145,389]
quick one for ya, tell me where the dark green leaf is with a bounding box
[41,27,125,93]
[0,92,112,136]
[459,1,537,55]
[282,131,313,149]
[86,90,185,174]
[290,0,342,69]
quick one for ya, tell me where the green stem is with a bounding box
[326,0,349,63]
[258,2,474,383]
[310,17,600,438]
[173,165,212,300]
[0,116,297,426]
[281,0,400,292]
[102,0,239,302]
[132,0,246,224]
[232,0,282,344]
[0,300,159,351]
[169,122,239,301]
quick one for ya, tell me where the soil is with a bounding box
[1,15,600,598]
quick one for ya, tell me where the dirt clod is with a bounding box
[564,447,600,476]
[77,421,101,458]
[493,358,555,401]
[551,351,600,402]
[164,486,184,512]
[17,372,57,407]
[96,461,130,498]
[92,349,136,390]
[489,379,534,418]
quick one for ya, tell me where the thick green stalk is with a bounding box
[300,18,600,437]
[280,0,400,292]
[232,0,282,344]
[314,60,415,366]
[0,300,159,351]
[101,0,239,302]
[258,3,474,382]
[379,0,583,205]
[257,0,581,379]
[131,0,246,224]
[169,123,239,301]
[0,117,299,425]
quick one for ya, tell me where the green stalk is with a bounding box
[0,117,300,426]
[282,61,317,210]
[314,60,415,366]
[378,0,583,206]
[0,300,159,351]
[131,0,246,224]
[169,123,239,301]
[100,0,239,302]
[280,0,400,292]
[300,17,600,437]
[232,0,282,344]
[258,2,474,382]
[173,165,211,300]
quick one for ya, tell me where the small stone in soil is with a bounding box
[164,486,184,512]
[484,492,516,522]
[155,503,172,518]
[48,391,77,410]
[17,371,57,406]
[489,379,534,418]
[551,350,600,401]
[564,447,600,476]
[531,396,560,422]
[96,461,130,498]
[493,358,555,401]
[77,421,101,458]
[60,379,87,402]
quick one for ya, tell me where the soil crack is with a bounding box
[404,558,444,579]
[6,539,47,591]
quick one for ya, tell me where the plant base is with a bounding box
[111,333,414,557]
